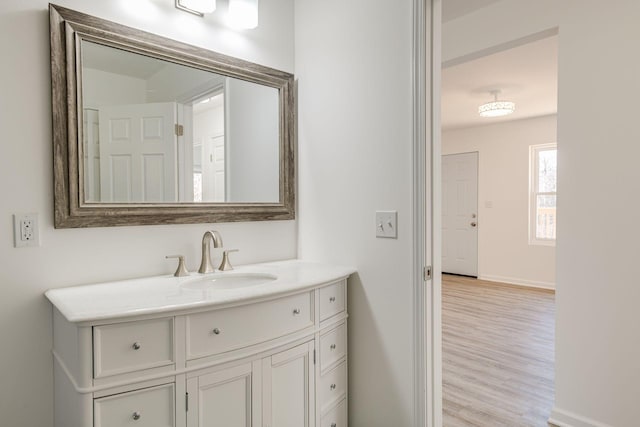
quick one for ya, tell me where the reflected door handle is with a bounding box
[470,222,477,227]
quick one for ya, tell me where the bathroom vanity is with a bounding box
[46,260,353,427]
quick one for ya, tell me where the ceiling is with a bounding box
[442,0,503,22]
[441,35,558,130]
[83,41,166,80]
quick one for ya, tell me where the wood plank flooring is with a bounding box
[442,275,555,427]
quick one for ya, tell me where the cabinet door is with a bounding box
[263,341,315,427]
[186,362,261,427]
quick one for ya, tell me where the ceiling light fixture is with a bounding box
[175,0,216,17]
[478,90,515,118]
[227,0,259,29]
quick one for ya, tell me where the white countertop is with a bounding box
[45,260,355,323]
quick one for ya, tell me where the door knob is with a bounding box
[470,222,477,227]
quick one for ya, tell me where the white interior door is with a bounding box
[442,152,478,276]
[83,108,100,202]
[201,134,225,202]
[99,102,177,202]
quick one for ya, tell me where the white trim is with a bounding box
[479,274,555,290]
[412,0,428,425]
[430,0,443,426]
[549,407,614,427]
[413,0,441,426]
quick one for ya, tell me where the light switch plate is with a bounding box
[376,211,397,239]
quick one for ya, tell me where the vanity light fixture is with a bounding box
[478,90,515,118]
[175,0,216,17]
[227,0,259,29]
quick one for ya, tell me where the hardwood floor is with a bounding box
[442,275,555,427]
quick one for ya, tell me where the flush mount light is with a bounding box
[228,0,259,29]
[478,90,516,118]
[175,0,216,17]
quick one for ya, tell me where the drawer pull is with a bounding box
[329,296,336,303]
[331,424,337,427]
[132,411,141,420]
[212,328,221,335]
[330,383,336,390]
[330,343,337,350]
[132,342,141,350]
[293,308,301,315]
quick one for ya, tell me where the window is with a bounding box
[530,144,557,245]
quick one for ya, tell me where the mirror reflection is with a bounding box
[81,40,280,204]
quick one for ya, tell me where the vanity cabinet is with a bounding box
[186,341,315,427]
[48,268,350,427]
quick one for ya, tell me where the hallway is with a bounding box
[442,275,555,426]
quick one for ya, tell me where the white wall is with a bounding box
[0,1,294,426]
[551,1,640,426]
[296,0,416,425]
[226,78,279,202]
[444,1,640,425]
[443,116,557,289]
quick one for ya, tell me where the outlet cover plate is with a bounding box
[13,213,39,248]
[376,211,398,239]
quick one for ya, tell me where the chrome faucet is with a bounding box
[198,230,223,274]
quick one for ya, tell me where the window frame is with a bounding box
[529,143,557,246]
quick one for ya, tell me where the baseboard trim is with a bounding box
[479,274,555,290]
[548,407,613,427]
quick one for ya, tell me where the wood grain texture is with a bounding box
[442,275,555,427]
[49,4,296,228]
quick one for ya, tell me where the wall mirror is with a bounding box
[50,4,295,228]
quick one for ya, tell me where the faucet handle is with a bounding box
[166,255,189,277]
[218,249,239,271]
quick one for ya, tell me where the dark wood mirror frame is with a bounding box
[50,4,295,228]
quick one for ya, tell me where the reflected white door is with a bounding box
[442,152,478,276]
[83,109,100,202]
[201,134,225,202]
[99,102,177,202]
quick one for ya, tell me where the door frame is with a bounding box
[412,0,441,426]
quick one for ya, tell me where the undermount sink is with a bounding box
[181,273,278,290]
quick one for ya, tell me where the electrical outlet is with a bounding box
[13,213,39,247]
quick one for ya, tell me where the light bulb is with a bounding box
[228,0,259,29]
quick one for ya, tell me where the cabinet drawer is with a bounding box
[94,383,175,427]
[186,292,314,360]
[321,399,347,427]
[320,323,347,372]
[319,281,345,321]
[93,318,174,379]
[319,362,347,414]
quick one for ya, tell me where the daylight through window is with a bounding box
[530,144,557,245]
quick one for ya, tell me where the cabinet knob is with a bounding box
[293,308,301,315]
[212,328,221,335]
[331,423,337,427]
[132,342,141,350]
[330,344,337,350]
[132,411,141,420]
[329,296,336,303]
[330,383,336,390]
